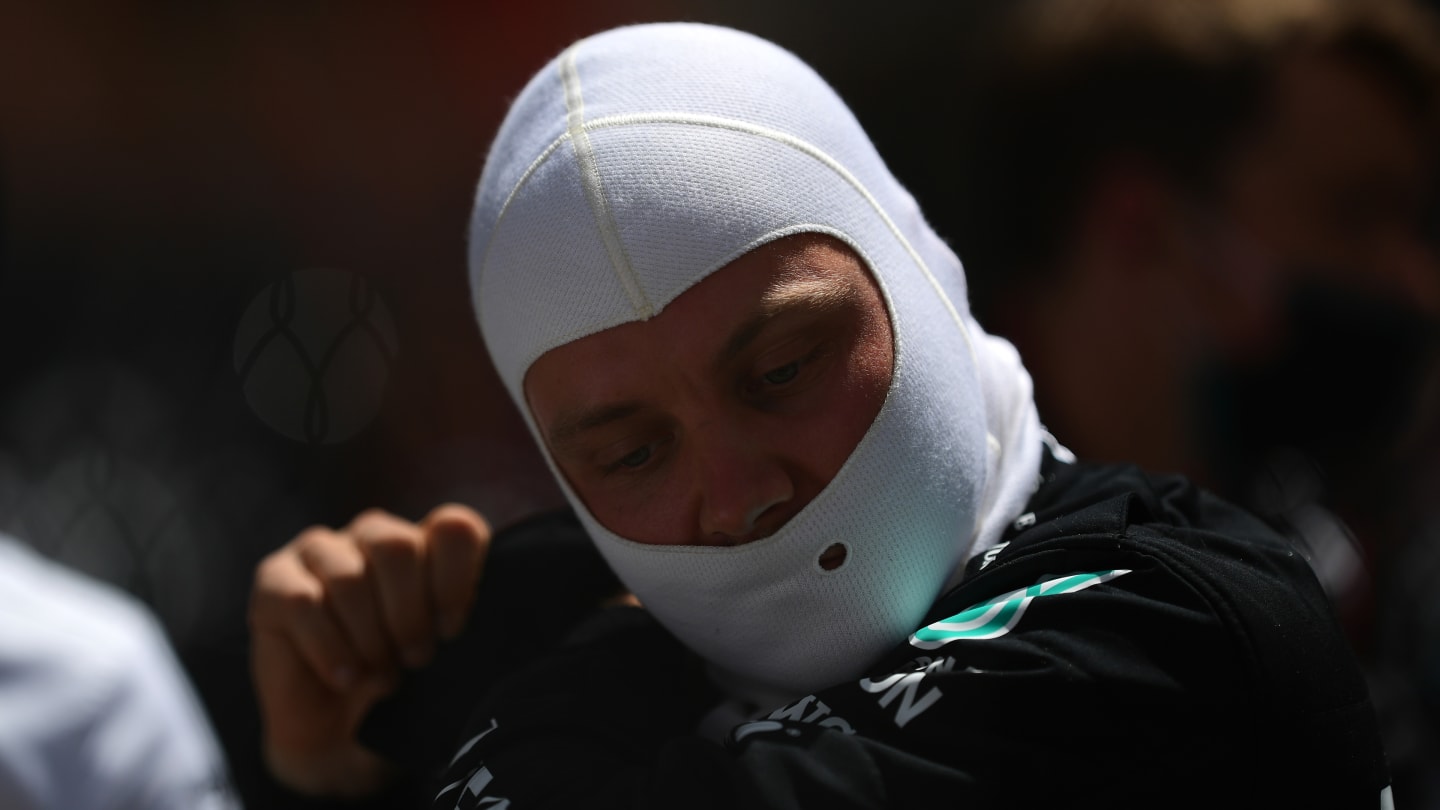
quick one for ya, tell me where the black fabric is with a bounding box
[422,455,1388,808]
[358,509,623,772]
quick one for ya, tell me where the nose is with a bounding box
[693,421,794,545]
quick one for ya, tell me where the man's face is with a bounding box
[524,233,895,550]
[1202,52,1439,355]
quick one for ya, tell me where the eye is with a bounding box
[617,445,653,469]
[762,361,800,386]
[597,434,674,478]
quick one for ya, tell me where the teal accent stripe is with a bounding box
[909,569,1132,650]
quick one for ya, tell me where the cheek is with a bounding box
[788,326,894,482]
[840,355,892,442]
[854,325,896,400]
[852,300,897,417]
[572,468,695,545]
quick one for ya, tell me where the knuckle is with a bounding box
[435,502,491,530]
[292,525,336,551]
[250,578,322,627]
[252,550,289,585]
[274,582,324,613]
[350,508,397,533]
[432,503,492,540]
[251,551,313,608]
[295,538,366,583]
[363,530,422,563]
[321,566,369,599]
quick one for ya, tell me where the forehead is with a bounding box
[522,233,878,416]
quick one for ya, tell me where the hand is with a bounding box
[249,503,491,797]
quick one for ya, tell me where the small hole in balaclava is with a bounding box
[818,543,848,571]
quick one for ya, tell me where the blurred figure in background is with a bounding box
[0,534,240,810]
[947,0,1440,801]
[0,158,238,809]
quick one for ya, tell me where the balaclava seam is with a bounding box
[558,47,653,318]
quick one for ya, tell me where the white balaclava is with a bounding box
[469,23,1045,703]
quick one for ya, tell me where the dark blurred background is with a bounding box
[1,1,1438,806]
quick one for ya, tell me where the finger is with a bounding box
[422,503,492,639]
[251,545,365,691]
[293,528,396,674]
[348,509,434,669]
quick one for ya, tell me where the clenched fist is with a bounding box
[249,503,491,797]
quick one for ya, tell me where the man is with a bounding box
[947,0,1440,565]
[941,0,1440,795]
[251,23,1388,807]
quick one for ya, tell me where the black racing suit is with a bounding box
[361,451,1388,808]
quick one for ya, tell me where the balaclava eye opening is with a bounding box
[469,23,1046,704]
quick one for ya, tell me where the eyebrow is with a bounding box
[547,402,643,448]
[546,274,856,449]
[718,275,853,366]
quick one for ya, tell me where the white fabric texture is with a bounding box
[0,537,238,810]
[470,23,1046,701]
